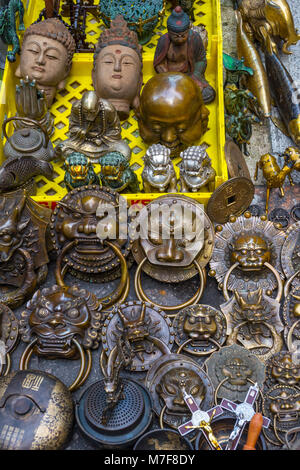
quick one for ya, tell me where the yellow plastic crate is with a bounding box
[0,0,227,209]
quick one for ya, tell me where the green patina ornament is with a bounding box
[0,0,25,63]
[64,153,100,191]
[223,52,253,87]
[99,152,139,193]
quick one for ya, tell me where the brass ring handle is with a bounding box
[284,270,300,298]
[55,239,129,308]
[159,404,197,443]
[0,352,11,377]
[134,258,205,316]
[223,261,283,302]
[19,337,91,392]
[176,337,221,356]
[287,319,300,353]
[273,414,286,446]
[214,377,261,406]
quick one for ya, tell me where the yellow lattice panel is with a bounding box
[0,0,227,209]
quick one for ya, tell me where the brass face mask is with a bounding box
[131,194,215,314]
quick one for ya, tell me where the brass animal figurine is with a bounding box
[254,147,300,213]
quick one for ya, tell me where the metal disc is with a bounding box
[224,140,251,179]
[206,177,255,224]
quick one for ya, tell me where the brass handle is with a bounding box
[223,261,283,302]
[134,257,205,316]
[0,352,11,377]
[19,337,91,392]
[284,270,300,298]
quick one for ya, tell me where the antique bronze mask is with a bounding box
[50,186,131,308]
[131,194,214,313]
[209,212,285,300]
[173,305,227,356]
[205,344,266,403]
[19,285,103,391]
[281,221,300,296]
[0,189,51,309]
[283,286,300,351]
[146,354,214,429]
[101,301,173,372]
[264,352,300,390]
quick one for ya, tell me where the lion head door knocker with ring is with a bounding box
[281,221,300,297]
[50,185,132,308]
[209,212,286,302]
[19,285,103,391]
[131,194,215,314]
[0,189,51,309]
[173,305,227,357]
[100,301,174,373]
[264,352,300,391]
[0,303,19,376]
[205,344,266,404]
[145,353,214,431]
[221,288,284,363]
[282,286,300,353]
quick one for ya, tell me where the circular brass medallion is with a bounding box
[101,301,174,371]
[173,304,227,356]
[207,177,255,224]
[224,140,251,179]
[145,353,214,429]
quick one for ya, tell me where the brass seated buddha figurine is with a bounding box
[55,90,131,163]
[154,6,215,104]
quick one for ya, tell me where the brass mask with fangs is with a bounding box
[209,213,285,299]
[264,352,300,390]
[221,289,283,362]
[131,194,214,313]
[205,344,266,403]
[173,304,227,356]
[0,189,51,309]
[262,384,300,446]
[19,285,103,391]
[145,354,214,429]
[100,301,174,372]
[50,186,132,308]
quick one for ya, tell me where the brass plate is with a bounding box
[101,301,174,371]
[281,221,300,288]
[224,140,251,179]
[207,177,255,224]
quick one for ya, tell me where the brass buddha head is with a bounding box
[137,73,209,155]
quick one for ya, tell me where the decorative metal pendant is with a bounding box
[0,189,51,309]
[0,303,18,376]
[19,285,103,391]
[283,286,300,352]
[145,353,214,429]
[204,344,266,403]
[101,301,173,372]
[221,289,283,362]
[281,221,300,294]
[206,177,255,224]
[209,212,285,298]
[131,194,214,313]
[173,305,227,356]
[0,370,73,450]
[50,185,132,308]
[262,384,300,446]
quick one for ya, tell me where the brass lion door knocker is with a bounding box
[0,303,19,376]
[281,221,300,298]
[131,195,215,315]
[50,185,132,308]
[19,285,103,391]
[209,212,285,302]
